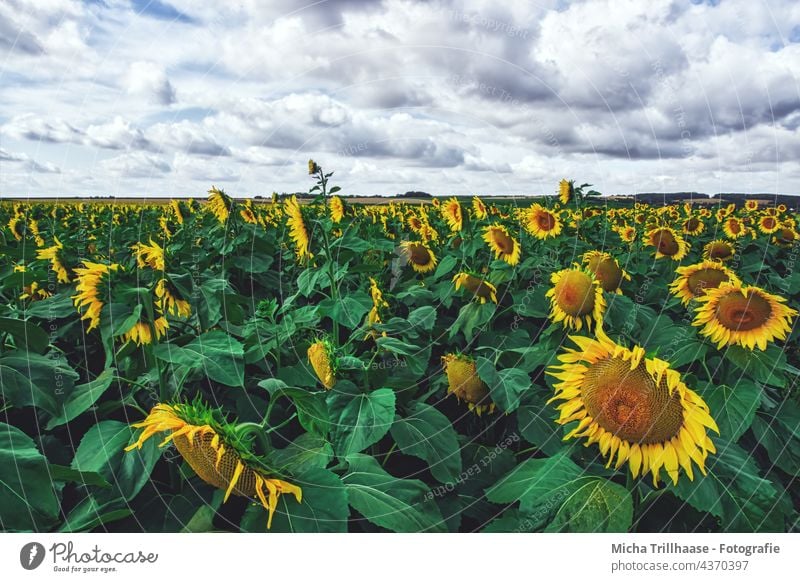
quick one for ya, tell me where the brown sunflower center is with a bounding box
[707,242,732,259]
[537,211,556,231]
[685,217,700,231]
[727,219,742,234]
[491,229,514,253]
[686,268,730,296]
[463,275,494,299]
[445,358,489,404]
[582,356,684,444]
[652,229,679,255]
[777,228,795,243]
[554,270,595,316]
[762,217,776,230]
[409,244,431,265]
[715,291,772,331]
[587,256,623,292]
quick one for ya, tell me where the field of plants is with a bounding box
[1,166,798,533]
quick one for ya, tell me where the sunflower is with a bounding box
[773,226,798,247]
[546,267,606,331]
[239,200,258,224]
[645,227,690,261]
[483,224,521,266]
[399,241,437,273]
[547,328,718,486]
[703,240,735,262]
[36,236,70,283]
[682,216,705,236]
[722,217,747,239]
[582,251,630,293]
[472,196,488,220]
[693,282,797,350]
[124,320,154,346]
[523,204,562,239]
[308,339,336,389]
[329,195,345,223]
[125,402,302,529]
[308,159,320,175]
[155,278,191,318]
[669,260,741,306]
[20,281,51,301]
[8,214,24,241]
[558,179,573,205]
[453,272,497,304]
[207,186,232,224]
[616,224,636,243]
[170,199,185,224]
[758,214,780,234]
[441,198,463,232]
[442,354,495,415]
[72,261,119,331]
[132,238,165,271]
[745,200,759,212]
[284,195,312,262]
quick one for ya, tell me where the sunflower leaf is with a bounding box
[332,387,396,456]
[546,478,633,533]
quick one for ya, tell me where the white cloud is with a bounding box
[100,151,171,178]
[126,61,177,105]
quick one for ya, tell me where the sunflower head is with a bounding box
[72,261,120,331]
[558,179,573,205]
[758,214,779,234]
[131,238,165,271]
[703,240,735,262]
[207,186,232,224]
[547,329,718,486]
[616,224,636,243]
[745,200,758,212]
[669,260,741,306]
[125,401,302,529]
[330,195,345,223]
[285,195,313,262]
[582,250,630,293]
[722,217,746,239]
[472,196,488,220]
[682,216,705,236]
[399,241,437,273]
[441,198,463,232]
[453,272,498,304]
[308,159,320,175]
[442,354,494,415]
[524,204,563,239]
[36,236,70,283]
[693,282,797,350]
[645,227,690,260]
[308,339,336,389]
[773,227,798,247]
[483,224,521,266]
[546,267,606,331]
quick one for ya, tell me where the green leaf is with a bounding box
[342,453,446,532]
[0,423,60,531]
[700,381,761,442]
[433,254,457,279]
[517,393,567,456]
[241,468,349,532]
[476,357,530,413]
[60,495,131,532]
[751,399,800,475]
[257,381,330,437]
[109,303,142,337]
[0,351,79,415]
[725,345,786,388]
[486,453,582,508]
[390,402,462,483]
[269,433,334,473]
[154,330,244,387]
[376,336,418,356]
[546,478,633,532]
[407,306,437,331]
[320,293,371,329]
[46,368,117,429]
[0,316,50,354]
[450,302,495,341]
[23,293,76,318]
[333,388,396,456]
[49,464,110,488]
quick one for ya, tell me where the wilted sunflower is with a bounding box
[132,238,165,271]
[703,240,735,262]
[308,339,336,389]
[758,214,780,234]
[693,282,796,350]
[645,227,689,261]
[547,328,718,486]
[441,197,463,232]
[442,354,494,415]
[453,272,497,304]
[123,318,168,346]
[669,260,741,306]
[582,250,630,294]
[72,261,120,331]
[284,195,312,262]
[399,241,437,273]
[125,402,302,529]
[524,204,562,239]
[558,179,573,205]
[472,196,488,220]
[682,216,705,236]
[330,195,345,223]
[722,217,747,239]
[155,278,191,318]
[36,236,70,283]
[546,267,606,331]
[483,224,521,266]
[207,186,232,224]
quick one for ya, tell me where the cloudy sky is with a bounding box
[1,0,799,198]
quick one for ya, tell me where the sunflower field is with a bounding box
[1,167,799,533]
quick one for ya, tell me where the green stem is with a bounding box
[265,413,297,434]
[235,422,271,455]
[381,443,397,466]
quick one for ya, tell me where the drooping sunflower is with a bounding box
[547,328,718,486]
[330,195,345,223]
[453,272,498,304]
[442,354,495,415]
[123,319,168,346]
[668,260,741,306]
[155,278,191,318]
[483,224,521,266]
[472,196,488,220]
[546,267,606,331]
[399,241,437,273]
[558,179,574,205]
[582,251,630,294]
[645,226,690,261]
[132,238,165,271]
[72,261,119,331]
[773,226,798,247]
[703,240,735,262]
[693,282,797,350]
[125,402,302,529]
[758,214,780,234]
[722,217,747,239]
[308,339,336,389]
[682,216,705,236]
[207,186,232,224]
[523,204,562,239]
[441,197,463,232]
[36,236,70,283]
[284,195,312,262]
